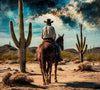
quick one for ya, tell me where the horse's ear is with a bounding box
[62,34,64,37]
[58,34,60,37]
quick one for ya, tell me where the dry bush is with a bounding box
[0,52,36,62]
[0,53,18,61]
[61,51,76,59]
[73,60,81,64]
[0,56,4,61]
[86,54,100,61]
[26,52,36,61]
[78,61,93,71]
[2,72,33,86]
[2,73,12,85]
[86,54,94,61]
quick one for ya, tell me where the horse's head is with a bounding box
[56,34,64,51]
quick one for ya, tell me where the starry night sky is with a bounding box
[0,0,100,49]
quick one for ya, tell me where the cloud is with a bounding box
[2,0,100,31]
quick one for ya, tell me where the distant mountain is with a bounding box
[26,47,37,53]
[63,47,100,55]
[0,44,37,56]
[87,47,100,54]
[0,44,17,56]
[64,48,79,54]
[0,45,100,56]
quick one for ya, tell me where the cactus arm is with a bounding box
[76,34,80,47]
[82,44,87,54]
[26,22,32,47]
[76,43,81,52]
[80,24,83,47]
[82,36,86,49]
[9,20,19,48]
[19,0,25,40]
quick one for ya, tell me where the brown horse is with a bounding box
[36,34,64,85]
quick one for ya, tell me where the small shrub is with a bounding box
[26,52,34,58]
[11,54,18,60]
[0,56,4,61]
[26,58,34,61]
[78,61,93,71]
[86,54,100,61]
[2,53,11,60]
[2,73,12,85]
[61,51,76,59]
[26,52,36,61]
[86,54,94,61]
[2,72,33,86]
[94,54,100,61]
[1,53,18,61]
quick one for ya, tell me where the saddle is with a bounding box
[43,38,58,56]
[43,38,55,44]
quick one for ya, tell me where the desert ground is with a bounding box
[0,60,100,90]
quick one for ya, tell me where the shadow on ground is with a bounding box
[65,82,100,89]
[18,84,47,89]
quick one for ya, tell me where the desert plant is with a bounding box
[78,61,93,71]
[2,73,12,85]
[61,51,76,59]
[26,52,35,61]
[11,54,18,60]
[26,52,34,58]
[76,24,87,62]
[95,54,100,61]
[2,72,33,85]
[86,54,94,61]
[1,53,18,61]
[0,56,4,61]
[2,53,11,60]
[86,53,100,61]
[9,0,32,72]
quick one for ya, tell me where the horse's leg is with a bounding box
[42,69,46,85]
[48,63,52,83]
[55,61,58,82]
[39,60,45,85]
[46,63,49,75]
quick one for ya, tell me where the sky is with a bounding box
[0,0,100,49]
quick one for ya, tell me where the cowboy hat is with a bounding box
[44,19,53,24]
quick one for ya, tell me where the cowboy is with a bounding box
[41,19,62,61]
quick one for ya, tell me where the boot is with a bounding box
[57,56,62,62]
[58,57,63,62]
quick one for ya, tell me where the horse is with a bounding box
[36,34,64,85]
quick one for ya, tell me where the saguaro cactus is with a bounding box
[9,0,32,72]
[76,24,87,62]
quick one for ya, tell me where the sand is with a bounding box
[0,61,100,90]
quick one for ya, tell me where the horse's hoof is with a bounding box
[47,82,49,85]
[49,81,51,83]
[55,80,58,83]
[43,83,46,85]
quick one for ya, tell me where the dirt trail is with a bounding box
[0,62,100,90]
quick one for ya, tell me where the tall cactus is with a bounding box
[9,0,32,72]
[76,24,87,62]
